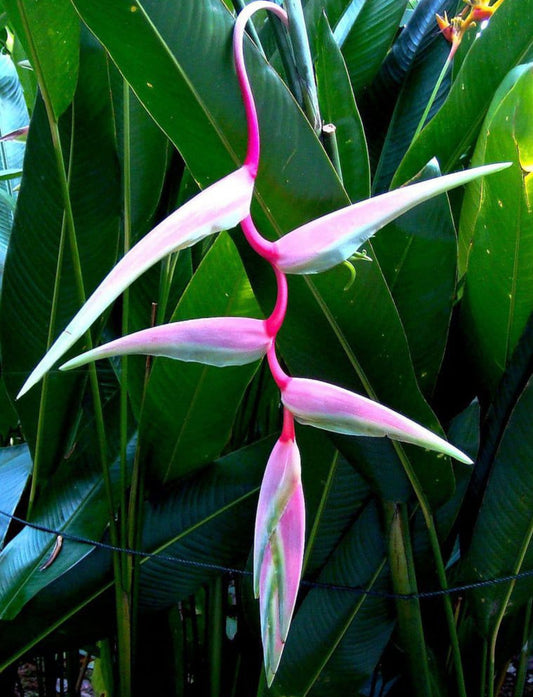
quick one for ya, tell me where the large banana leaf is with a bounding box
[459,65,533,395]
[314,13,370,203]
[0,53,28,285]
[0,31,121,479]
[0,393,127,621]
[0,443,32,547]
[459,376,533,637]
[359,0,455,174]
[372,34,451,193]
[2,0,79,119]
[372,161,457,397]
[393,0,533,185]
[341,0,407,95]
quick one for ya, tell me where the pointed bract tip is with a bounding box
[281,377,473,464]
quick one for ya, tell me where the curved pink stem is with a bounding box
[233,1,288,176]
[266,265,288,337]
[267,343,290,391]
[241,213,277,260]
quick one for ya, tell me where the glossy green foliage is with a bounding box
[314,13,370,202]
[460,377,533,636]
[0,32,121,479]
[372,161,457,397]
[460,65,533,394]
[0,54,28,279]
[0,0,531,695]
[2,0,80,119]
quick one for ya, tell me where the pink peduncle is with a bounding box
[266,265,288,337]
[233,2,288,176]
[280,407,295,442]
[241,214,277,261]
[267,343,290,391]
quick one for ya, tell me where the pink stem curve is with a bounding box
[233,1,288,176]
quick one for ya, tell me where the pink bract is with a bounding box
[60,317,272,370]
[282,377,473,464]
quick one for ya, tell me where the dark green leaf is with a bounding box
[372,36,451,193]
[271,501,393,695]
[460,377,533,636]
[459,65,533,395]
[0,395,129,620]
[315,13,370,202]
[372,160,457,397]
[341,0,408,96]
[0,443,31,547]
[138,437,274,606]
[360,0,455,178]
[0,53,28,287]
[2,0,79,119]
[0,32,121,477]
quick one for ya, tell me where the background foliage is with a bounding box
[0,0,531,695]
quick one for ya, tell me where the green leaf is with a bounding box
[0,396,128,621]
[0,31,121,477]
[0,444,32,547]
[315,13,370,202]
[341,0,408,96]
[372,160,457,397]
[459,65,533,394]
[393,0,533,185]
[139,233,262,484]
[0,53,28,288]
[2,0,80,119]
[0,438,272,666]
[0,376,18,439]
[372,35,451,193]
[459,376,533,636]
[138,437,274,606]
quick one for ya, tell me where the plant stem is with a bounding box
[116,81,134,697]
[393,444,468,697]
[385,502,432,697]
[120,81,132,560]
[487,520,533,697]
[13,0,115,537]
[322,123,343,181]
[512,598,532,697]
[412,51,453,143]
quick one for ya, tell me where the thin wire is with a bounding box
[1,509,532,601]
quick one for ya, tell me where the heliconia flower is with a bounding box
[467,0,505,21]
[254,426,305,686]
[281,377,473,464]
[436,12,457,42]
[59,317,272,370]
[272,162,510,274]
[17,165,255,398]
